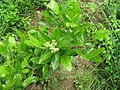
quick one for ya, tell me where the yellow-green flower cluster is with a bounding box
[44,40,59,53]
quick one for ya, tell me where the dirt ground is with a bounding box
[25,56,94,90]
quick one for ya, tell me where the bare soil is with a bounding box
[25,55,94,90]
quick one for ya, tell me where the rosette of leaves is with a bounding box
[24,0,108,76]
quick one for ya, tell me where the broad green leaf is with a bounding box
[8,36,16,46]
[24,40,34,47]
[22,77,37,87]
[86,48,105,59]
[17,31,26,41]
[74,27,85,38]
[75,15,82,24]
[14,74,22,84]
[22,53,32,69]
[58,36,72,48]
[15,60,22,74]
[66,22,77,28]
[17,31,27,50]
[28,30,37,37]
[48,0,59,15]
[6,36,16,50]
[22,69,29,73]
[38,22,48,31]
[19,41,27,51]
[59,1,70,22]
[39,51,52,64]
[21,58,28,69]
[72,40,83,46]
[0,66,9,78]
[75,49,89,61]
[31,57,39,64]
[51,53,60,70]
[38,31,45,43]
[42,64,48,77]
[28,31,41,48]
[51,28,60,40]
[34,47,41,55]
[65,0,80,22]
[92,30,110,40]
[82,47,94,55]
[65,49,76,56]
[84,43,95,47]
[60,55,72,71]
[27,70,34,77]
[25,52,32,59]
[40,31,50,41]
[41,11,55,26]
[3,80,15,89]
[91,56,102,63]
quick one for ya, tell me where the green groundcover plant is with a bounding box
[0,0,49,39]
[0,0,112,89]
[96,0,120,89]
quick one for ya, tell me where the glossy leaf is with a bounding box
[22,77,37,87]
[51,28,60,40]
[51,53,60,70]
[6,36,16,50]
[42,64,48,77]
[24,40,33,46]
[22,53,32,69]
[91,56,102,63]
[48,0,59,15]
[14,74,22,84]
[92,30,110,40]
[60,55,72,71]
[0,66,9,78]
[28,31,41,48]
[22,69,29,73]
[58,36,71,48]
[66,22,77,28]
[38,32,45,43]
[41,11,55,26]
[40,31,50,41]
[21,58,28,69]
[65,0,80,22]
[75,49,89,61]
[86,48,105,59]
[17,31,27,50]
[31,57,39,64]
[39,51,52,64]
[17,31,26,41]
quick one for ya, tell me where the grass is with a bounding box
[73,0,120,90]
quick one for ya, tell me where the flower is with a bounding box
[51,40,57,46]
[50,47,59,53]
[44,40,59,53]
[44,41,50,48]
